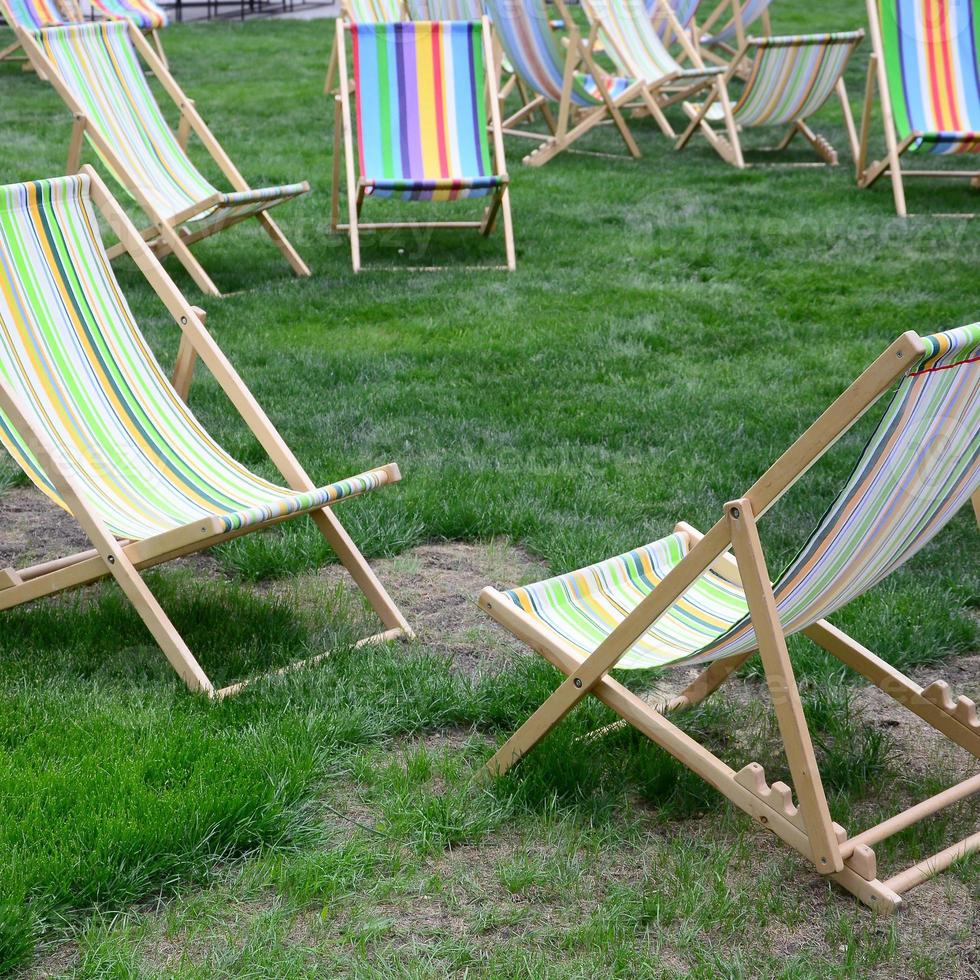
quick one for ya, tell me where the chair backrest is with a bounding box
[693,322,980,664]
[350,21,495,193]
[649,0,700,40]
[29,22,216,220]
[408,0,483,19]
[90,0,168,30]
[703,0,772,45]
[874,0,980,151]
[0,174,295,541]
[730,32,862,128]
[343,0,403,21]
[586,0,686,82]
[1,0,70,29]
[483,0,595,104]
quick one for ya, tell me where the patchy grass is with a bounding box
[1,0,978,974]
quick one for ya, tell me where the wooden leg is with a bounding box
[668,651,754,711]
[836,77,859,164]
[856,56,876,182]
[257,212,311,279]
[66,115,86,174]
[727,498,842,874]
[972,489,980,528]
[331,97,343,233]
[150,29,167,68]
[157,222,222,298]
[796,120,838,166]
[171,307,204,402]
[500,186,516,272]
[324,35,338,95]
[309,507,412,636]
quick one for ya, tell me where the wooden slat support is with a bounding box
[884,832,980,895]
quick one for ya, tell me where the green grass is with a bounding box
[1,2,979,975]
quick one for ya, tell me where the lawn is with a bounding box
[0,1,978,976]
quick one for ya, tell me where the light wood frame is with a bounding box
[676,36,861,168]
[477,329,980,911]
[492,7,648,167]
[697,0,772,68]
[15,20,310,297]
[331,17,516,272]
[0,165,413,699]
[575,0,734,143]
[856,0,980,218]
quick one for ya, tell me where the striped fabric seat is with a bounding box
[650,0,700,41]
[703,32,863,128]
[32,23,306,224]
[345,0,403,20]
[702,0,772,46]
[90,0,167,30]
[505,322,980,670]
[1,0,68,28]
[408,0,482,18]
[352,21,502,200]
[0,175,390,542]
[588,0,723,85]
[878,0,980,154]
[484,0,633,107]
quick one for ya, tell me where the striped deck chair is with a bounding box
[478,324,980,911]
[580,0,729,140]
[0,0,69,66]
[859,0,980,217]
[0,169,412,697]
[17,21,310,297]
[332,19,515,271]
[484,0,647,166]
[699,0,773,64]
[650,0,701,45]
[324,0,406,94]
[677,32,863,167]
[89,0,168,63]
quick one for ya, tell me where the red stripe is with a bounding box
[910,353,980,377]
[431,23,450,178]
[352,28,366,178]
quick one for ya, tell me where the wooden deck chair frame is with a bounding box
[490,1,647,167]
[856,0,980,218]
[697,0,772,68]
[575,0,733,142]
[0,0,167,69]
[477,330,979,911]
[676,34,861,168]
[16,21,310,298]
[0,165,413,699]
[330,17,516,272]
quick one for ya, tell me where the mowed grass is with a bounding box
[1,1,979,974]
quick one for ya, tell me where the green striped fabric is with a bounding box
[0,174,392,541]
[33,22,307,224]
[505,323,980,669]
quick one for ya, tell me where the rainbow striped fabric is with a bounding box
[344,0,403,21]
[702,0,772,46]
[352,21,501,201]
[32,23,306,224]
[484,0,634,106]
[0,175,392,541]
[702,32,862,128]
[586,0,724,86]
[504,322,980,670]
[878,0,980,154]
[1,0,69,29]
[91,0,168,30]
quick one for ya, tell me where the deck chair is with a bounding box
[324,0,406,95]
[0,0,65,66]
[332,18,515,272]
[17,21,310,297]
[89,0,168,63]
[0,0,167,69]
[0,169,413,697]
[677,32,863,167]
[699,0,773,65]
[484,0,647,166]
[579,0,728,140]
[478,324,980,911]
[650,0,701,45]
[858,0,980,218]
